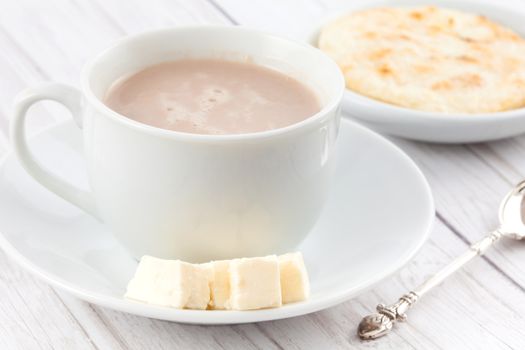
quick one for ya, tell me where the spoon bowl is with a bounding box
[498,180,525,240]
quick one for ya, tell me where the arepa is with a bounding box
[318,6,525,113]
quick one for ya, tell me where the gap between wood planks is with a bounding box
[206,0,240,24]
[437,212,525,294]
[49,289,101,350]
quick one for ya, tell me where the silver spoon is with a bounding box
[358,180,525,340]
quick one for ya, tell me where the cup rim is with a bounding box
[80,25,345,142]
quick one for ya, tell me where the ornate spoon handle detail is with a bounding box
[357,230,502,340]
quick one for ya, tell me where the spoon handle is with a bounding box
[357,230,503,340]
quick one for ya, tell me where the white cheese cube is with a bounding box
[125,256,210,310]
[278,252,310,304]
[205,260,231,310]
[185,264,212,310]
[229,255,282,310]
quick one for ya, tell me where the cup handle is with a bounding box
[10,83,99,219]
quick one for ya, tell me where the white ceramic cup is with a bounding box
[11,26,344,262]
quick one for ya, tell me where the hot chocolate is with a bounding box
[104,59,320,135]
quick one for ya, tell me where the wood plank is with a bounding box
[0,131,7,157]
[359,220,525,349]
[0,0,122,84]
[91,0,230,32]
[0,28,69,134]
[213,0,324,38]
[0,250,103,350]
[393,137,525,289]
[0,0,229,85]
[1,0,524,349]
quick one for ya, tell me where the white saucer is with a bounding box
[0,119,434,324]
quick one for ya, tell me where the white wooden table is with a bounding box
[1,0,525,349]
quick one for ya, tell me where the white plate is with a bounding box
[307,0,525,143]
[0,119,434,324]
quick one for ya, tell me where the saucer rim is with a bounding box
[0,118,434,324]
